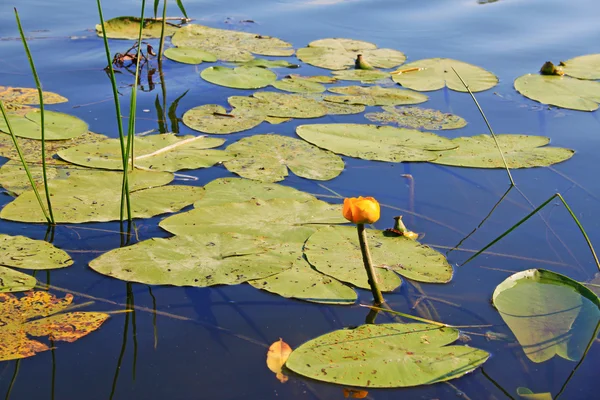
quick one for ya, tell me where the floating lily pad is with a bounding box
[248,258,357,305]
[1,170,204,223]
[304,226,452,292]
[0,131,108,165]
[89,233,298,287]
[391,58,498,92]
[182,104,263,134]
[0,160,90,195]
[0,234,72,270]
[0,291,109,361]
[286,323,489,387]
[296,123,456,162]
[229,92,328,118]
[0,110,89,140]
[160,198,346,243]
[561,54,600,80]
[234,59,299,69]
[297,38,405,70]
[0,267,36,293]
[493,269,600,363]
[516,388,553,400]
[265,116,292,124]
[58,134,230,172]
[164,47,217,64]
[431,134,574,168]
[332,69,390,82]
[224,134,344,182]
[171,24,293,62]
[325,86,428,106]
[272,78,326,94]
[95,16,178,39]
[0,86,67,107]
[365,106,467,130]
[288,75,338,84]
[201,66,277,89]
[514,74,600,111]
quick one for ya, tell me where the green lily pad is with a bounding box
[561,54,600,80]
[196,177,316,208]
[325,86,428,106]
[0,160,90,195]
[286,323,489,388]
[171,24,293,62]
[58,134,230,172]
[89,233,299,287]
[0,86,67,107]
[365,106,467,130]
[514,74,600,111]
[493,269,600,363]
[297,38,405,70]
[182,104,263,134]
[265,116,292,124]
[160,198,346,244]
[233,59,299,69]
[304,226,452,292]
[0,110,89,141]
[0,170,204,223]
[164,47,217,64]
[248,258,357,305]
[288,75,338,84]
[0,234,72,270]
[272,78,326,94]
[229,92,328,119]
[200,66,277,89]
[95,16,178,40]
[224,134,344,182]
[0,267,36,293]
[516,388,553,400]
[391,58,498,92]
[296,123,456,162]
[431,134,575,168]
[332,69,390,82]
[0,131,108,165]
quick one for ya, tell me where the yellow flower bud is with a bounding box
[342,197,380,224]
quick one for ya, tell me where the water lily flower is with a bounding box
[343,196,380,225]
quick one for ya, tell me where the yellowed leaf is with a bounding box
[0,86,68,106]
[266,338,292,383]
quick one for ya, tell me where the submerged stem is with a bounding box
[356,224,385,305]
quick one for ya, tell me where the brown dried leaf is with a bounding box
[266,338,292,383]
[343,388,369,398]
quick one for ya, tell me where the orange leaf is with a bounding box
[343,388,369,398]
[266,338,292,383]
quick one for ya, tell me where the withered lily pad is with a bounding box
[514,74,600,111]
[0,234,73,270]
[296,123,456,162]
[431,134,575,168]
[95,16,179,39]
[297,38,405,70]
[0,86,67,107]
[325,86,428,106]
[182,104,263,134]
[391,58,498,92]
[286,323,489,387]
[365,106,467,130]
[201,66,277,89]
[224,134,344,182]
[0,110,88,140]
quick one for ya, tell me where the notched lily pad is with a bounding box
[164,47,217,64]
[201,66,277,89]
[182,104,263,134]
[391,58,498,92]
[95,16,179,39]
[224,134,344,182]
[365,106,467,130]
[0,110,89,141]
[560,54,600,80]
[514,74,600,111]
[0,234,73,270]
[325,86,428,106]
[431,134,574,168]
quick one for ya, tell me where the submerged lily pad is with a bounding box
[224,134,344,182]
[0,234,72,270]
[1,170,204,223]
[248,258,357,305]
[304,226,452,291]
[58,134,230,172]
[332,69,390,82]
[561,54,600,80]
[164,47,217,64]
[0,267,36,293]
[201,66,277,89]
[325,86,428,106]
[0,86,67,107]
[297,38,405,70]
[391,58,498,92]
[514,74,600,111]
[272,78,326,94]
[286,323,489,387]
[431,134,574,168]
[89,233,299,287]
[365,106,467,130]
[493,269,600,363]
[0,110,89,140]
[229,92,328,118]
[95,16,178,39]
[182,104,263,134]
[296,123,456,162]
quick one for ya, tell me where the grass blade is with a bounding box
[158,0,168,62]
[175,0,188,19]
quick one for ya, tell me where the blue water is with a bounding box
[1,0,600,398]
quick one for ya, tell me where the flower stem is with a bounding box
[356,223,384,305]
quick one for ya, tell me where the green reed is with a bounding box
[155,0,188,62]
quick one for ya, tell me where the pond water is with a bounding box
[1,0,600,398]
